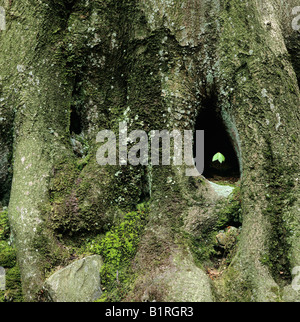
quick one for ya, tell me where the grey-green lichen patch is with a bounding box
[137,0,220,47]
[208,180,234,199]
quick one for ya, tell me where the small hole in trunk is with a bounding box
[69,108,82,135]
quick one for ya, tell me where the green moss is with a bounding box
[49,157,79,202]
[0,210,10,241]
[261,159,297,285]
[47,147,147,238]
[31,225,70,275]
[0,242,16,268]
[217,265,253,302]
[2,266,23,302]
[216,186,242,227]
[76,154,91,171]
[88,204,149,301]
[47,154,108,237]
[189,186,242,267]
[0,210,23,302]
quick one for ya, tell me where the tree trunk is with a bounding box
[216,0,300,301]
[1,0,300,301]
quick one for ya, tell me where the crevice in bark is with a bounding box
[285,34,300,87]
[0,137,13,207]
[69,76,87,158]
[138,167,151,205]
[194,93,240,182]
[69,107,82,135]
[43,0,78,25]
[262,139,294,286]
[0,163,12,207]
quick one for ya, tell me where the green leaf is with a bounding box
[212,152,225,164]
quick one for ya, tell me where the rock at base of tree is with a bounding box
[43,255,103,302]
[208,181,235,199]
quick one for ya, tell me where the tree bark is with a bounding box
[216,0,300,301]
[1,0,300,301]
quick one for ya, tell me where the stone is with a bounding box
[216,231,227,246]
[208,181,235,199]
[216,226,240,249]
[43,255,103,302]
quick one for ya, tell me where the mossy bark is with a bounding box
[215,0,300,301]
[1,0,300,301]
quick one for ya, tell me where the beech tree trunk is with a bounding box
[1,0,300,301]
